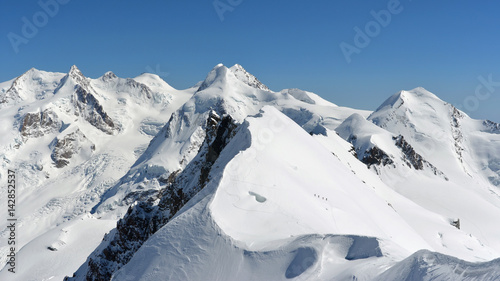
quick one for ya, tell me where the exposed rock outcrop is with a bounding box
[51,129,95,168]
[72,85,117,135]
[20,109,61,139]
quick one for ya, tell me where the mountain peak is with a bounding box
[1,67,64,104]
[229,63,244,71]
[15,67,43,80]
[400,87,440,100]
[229,64,270,91]
[374,87,441,112]
[196,64,230,92]
[65,65,88,86]
[69,65,82,75]
[100,71,117,82]
[197,63,270,92]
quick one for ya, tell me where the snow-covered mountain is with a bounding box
[1,64,500,280]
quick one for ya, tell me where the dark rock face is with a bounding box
[100,72,117,82]
[51,129,95,168]
[361,146,394,168]
[451,107,464,163]
[231,64,270,91]
[393,135,424,170]
[393,134,447,179]
[62,66,118,135]
[345,133,447,179]
[1,86,20,104]
[345,134,394,168]
[20,109,61,139]
[72,85,117,135]
[69,113,238,281]
[482,120,500,134]
[125,79,153,99]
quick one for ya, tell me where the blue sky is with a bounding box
[1,0,500,121]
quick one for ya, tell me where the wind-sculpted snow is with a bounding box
[375,250,500,281]
[104,107,500,280]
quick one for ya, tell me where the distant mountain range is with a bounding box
[1,64,500,280]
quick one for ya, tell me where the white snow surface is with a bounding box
[1,65,500,280]
[113,106,500,281]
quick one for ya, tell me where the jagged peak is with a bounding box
[64,65,89,87]
[69,65,82,76]
[229,64,270,91]
[197,63,270,92]
[100,71,118,82]
[229,63,244,72]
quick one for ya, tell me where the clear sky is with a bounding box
[1,0,500,121]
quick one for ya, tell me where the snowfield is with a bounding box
[1,64,500,280]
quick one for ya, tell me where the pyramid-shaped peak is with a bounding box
[197,63,270,92]
[100,71,117,82]
[229,63,245,71]
[65,65,89,86]
[228,64,270,91]
[25,67,39,74]
[68,65,85,78]
[15,67,40,80]
[10,67,59,89]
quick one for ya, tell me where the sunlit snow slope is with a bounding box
[112,106,500,281]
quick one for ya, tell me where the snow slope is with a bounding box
[111,107,500,280]
[360,88,500,252]
[90,63,366,217]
